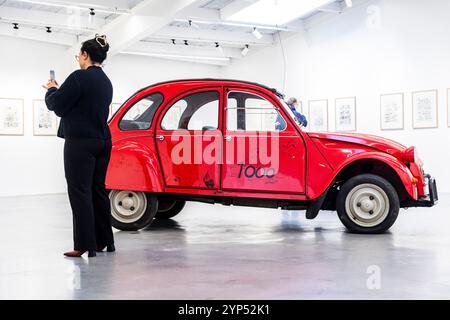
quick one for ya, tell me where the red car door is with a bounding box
[221,88,306,194]
[155,88,222,190]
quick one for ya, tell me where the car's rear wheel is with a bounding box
[155,200,186,219]
[336,174,399,234]
[109,190,158,231]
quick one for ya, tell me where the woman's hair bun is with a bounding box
[80,34,110,63]
[95,34,109,52]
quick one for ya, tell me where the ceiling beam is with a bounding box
[131,40,244,58]
[13,0,132,12]
[71,0,202,56]
[119,50,230,66]
[152,25,274,46]
[0,6,103,32]
[317,1,344,13]
[0,23,76,46]
[177,6,220,20]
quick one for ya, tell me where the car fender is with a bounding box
[333,152,417,200]
[105,136,163,192]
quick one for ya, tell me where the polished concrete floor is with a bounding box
[0,192,449,300]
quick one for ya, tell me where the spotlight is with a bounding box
[89,8,96,24]
[215,42,223,53]
[252,27,262,40]
[241,44,249,56]
[171,39,176,45]
[46,26,52,33]
[345,0,353,7]
[12,23,19,30]
[184,40,189,46]
[188,19,200,29]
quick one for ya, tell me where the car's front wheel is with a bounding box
[109,190,158,231]
[336,174,399,234]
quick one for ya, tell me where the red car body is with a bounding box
[105,79,437,232]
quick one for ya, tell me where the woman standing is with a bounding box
[43,35,115,258]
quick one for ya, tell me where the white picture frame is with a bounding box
[380,93,404,130]
[335,97,356,132]
[0,98,24,136]
[308,99,328,132]
[33,99,58,136]
[412,90,438,129]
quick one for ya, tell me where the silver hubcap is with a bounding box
[345,183,389,227]
[109,190,147,224]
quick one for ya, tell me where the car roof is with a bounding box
[136,78,286,99]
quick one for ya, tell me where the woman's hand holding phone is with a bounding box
[42,79,59,90]
[42,70,59,90]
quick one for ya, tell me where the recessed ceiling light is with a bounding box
[227,0,334,26]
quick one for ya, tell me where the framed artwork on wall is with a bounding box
[109,102,122,120]
[380,93,404,130]
[335,97,356,132]
[412,90,438,129]
[0,98,24,136]
[308,99,328,132]
[33,99,58,136]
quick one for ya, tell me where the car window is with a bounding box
[161,91,219,131]
[119,93,164,131]
[226,92,286,131]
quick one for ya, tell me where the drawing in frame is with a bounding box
[447,88,450,127]
[308,99,328,132]
[33,99,58,136]
[0,97,24,136]
[335,97,356,132]
[380,93,404,130]
[109,102,122,120]
[412,90,438,129]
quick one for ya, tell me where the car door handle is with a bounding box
[156,135,165,141]
[224,135,232,142]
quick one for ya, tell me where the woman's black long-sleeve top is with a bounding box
[45,66,113,139]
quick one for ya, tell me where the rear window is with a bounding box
[119,93,164,131]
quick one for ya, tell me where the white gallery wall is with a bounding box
[223,0,450,193]
[0,36,221,197]
[1,0,450,197]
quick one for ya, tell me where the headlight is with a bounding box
[402,146,417,163]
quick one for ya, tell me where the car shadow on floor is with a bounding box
[144,219,185,232]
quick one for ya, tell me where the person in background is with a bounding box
[42,35,115,258]
[286,97,308,127]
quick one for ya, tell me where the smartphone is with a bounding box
[50,70,55,81]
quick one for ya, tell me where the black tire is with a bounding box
[109,190,158,231]
[336,174,399,234]
[155,200,186,219]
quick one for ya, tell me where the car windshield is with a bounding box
[277,97,303,128]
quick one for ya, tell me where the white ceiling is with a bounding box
[0,0,356,65]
